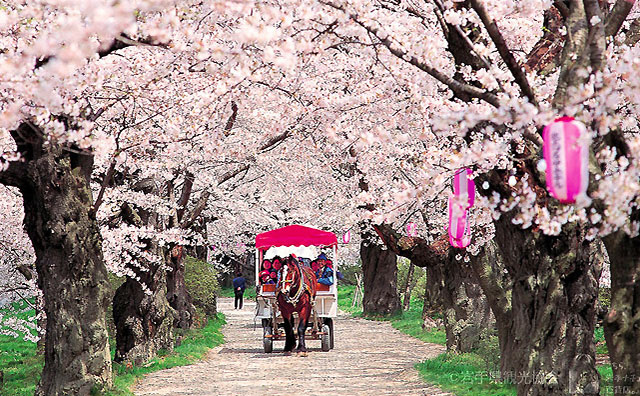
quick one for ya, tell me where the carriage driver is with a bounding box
[314,253,334,286]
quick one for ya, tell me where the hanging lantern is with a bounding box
[448,197,471,248]
[342,230,351,244]
[449,234,471,249]
[542,116,589,204]
[453,168,475,209]
[406,222,417,237]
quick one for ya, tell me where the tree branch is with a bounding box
[180,190,210,229]
[320,0,501,107]
[605,0,636,37]
[176,172,194,222]
[554,0,571,18]
[90,156,117,218]
[469,0,538,105]
[35,34,167,70]
[223,101,238,136]
[0,161,28,189]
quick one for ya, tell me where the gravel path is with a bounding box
[134,297,451,396]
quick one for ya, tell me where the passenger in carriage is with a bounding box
[314,253,334,286]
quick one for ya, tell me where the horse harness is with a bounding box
[278,260,314,306]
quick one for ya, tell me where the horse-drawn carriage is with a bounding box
[254,225,338,353]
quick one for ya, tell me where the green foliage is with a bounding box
[337,262,362,286]
[104,313,225,395]
[184,256,220,316]
[396,258,426,300]
[337,285,363,315]
[389,294,446,346]
[416,353,517,396]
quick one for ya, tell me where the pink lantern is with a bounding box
[448,197,471,248]
[542,116,589,204]
[342,230,351,244]
[453,168,475,209]
[449,234,471,249]
[406,222,417,237]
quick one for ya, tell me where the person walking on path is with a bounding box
[232,271,246,309]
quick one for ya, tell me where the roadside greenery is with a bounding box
[0,300,225,396]
[105,314,225,395]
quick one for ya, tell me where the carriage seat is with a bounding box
[316,283,330,292]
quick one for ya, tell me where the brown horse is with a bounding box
[276,255,317,354]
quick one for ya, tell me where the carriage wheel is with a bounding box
[324,318,335,349]
[321,324,331,352]
[263,326,273,353]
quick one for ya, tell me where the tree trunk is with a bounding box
[112,181,176,364]
[167,246,195,329]
[401,261,415,311]
[602,231,640,395]
[112,252,175,364]
[422,262,442,329]
[438,249,493,353]
[360,236,401,316]
[12,123,112,395]
[491,215,600,396]
[374,225,493,352]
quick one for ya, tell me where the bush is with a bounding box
[337,262,362,286]
[184,257,220,318]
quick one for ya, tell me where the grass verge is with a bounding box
[219,286,257,300]
[0,299,40,396]
[0,299,225,396]
[105,313,225,395]
[417,353,516,396]
[337,286,515,396]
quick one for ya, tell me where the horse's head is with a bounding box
[277,256,298,296]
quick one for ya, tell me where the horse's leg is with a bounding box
[296,300,310,353]
[282,315,295,352]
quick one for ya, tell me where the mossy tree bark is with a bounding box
[488,214,601,396]
[602,231,640,394]
[375,225,493,352]
[360,229,401,316]
[3,122,112,395]
[111,178,175,364]
[166,246,194,328]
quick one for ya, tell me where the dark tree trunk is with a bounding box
[10,123,112,395]
[113,267,174,364]
[602,231,640,395]
[439,248,493,353]
[401,261,415,311]
[360,235,401,316]
[374,226,493,352]
[112,180,175,364]
[490,215,600,396]
[167,246,195,329]
[422,261,442,329]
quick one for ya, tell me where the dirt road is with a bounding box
[134,298,451,396]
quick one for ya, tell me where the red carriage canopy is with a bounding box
[255,224,338,251]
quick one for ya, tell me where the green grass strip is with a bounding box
[105,313,226,395]
[416,353,516,396]
[0,306,225,396]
